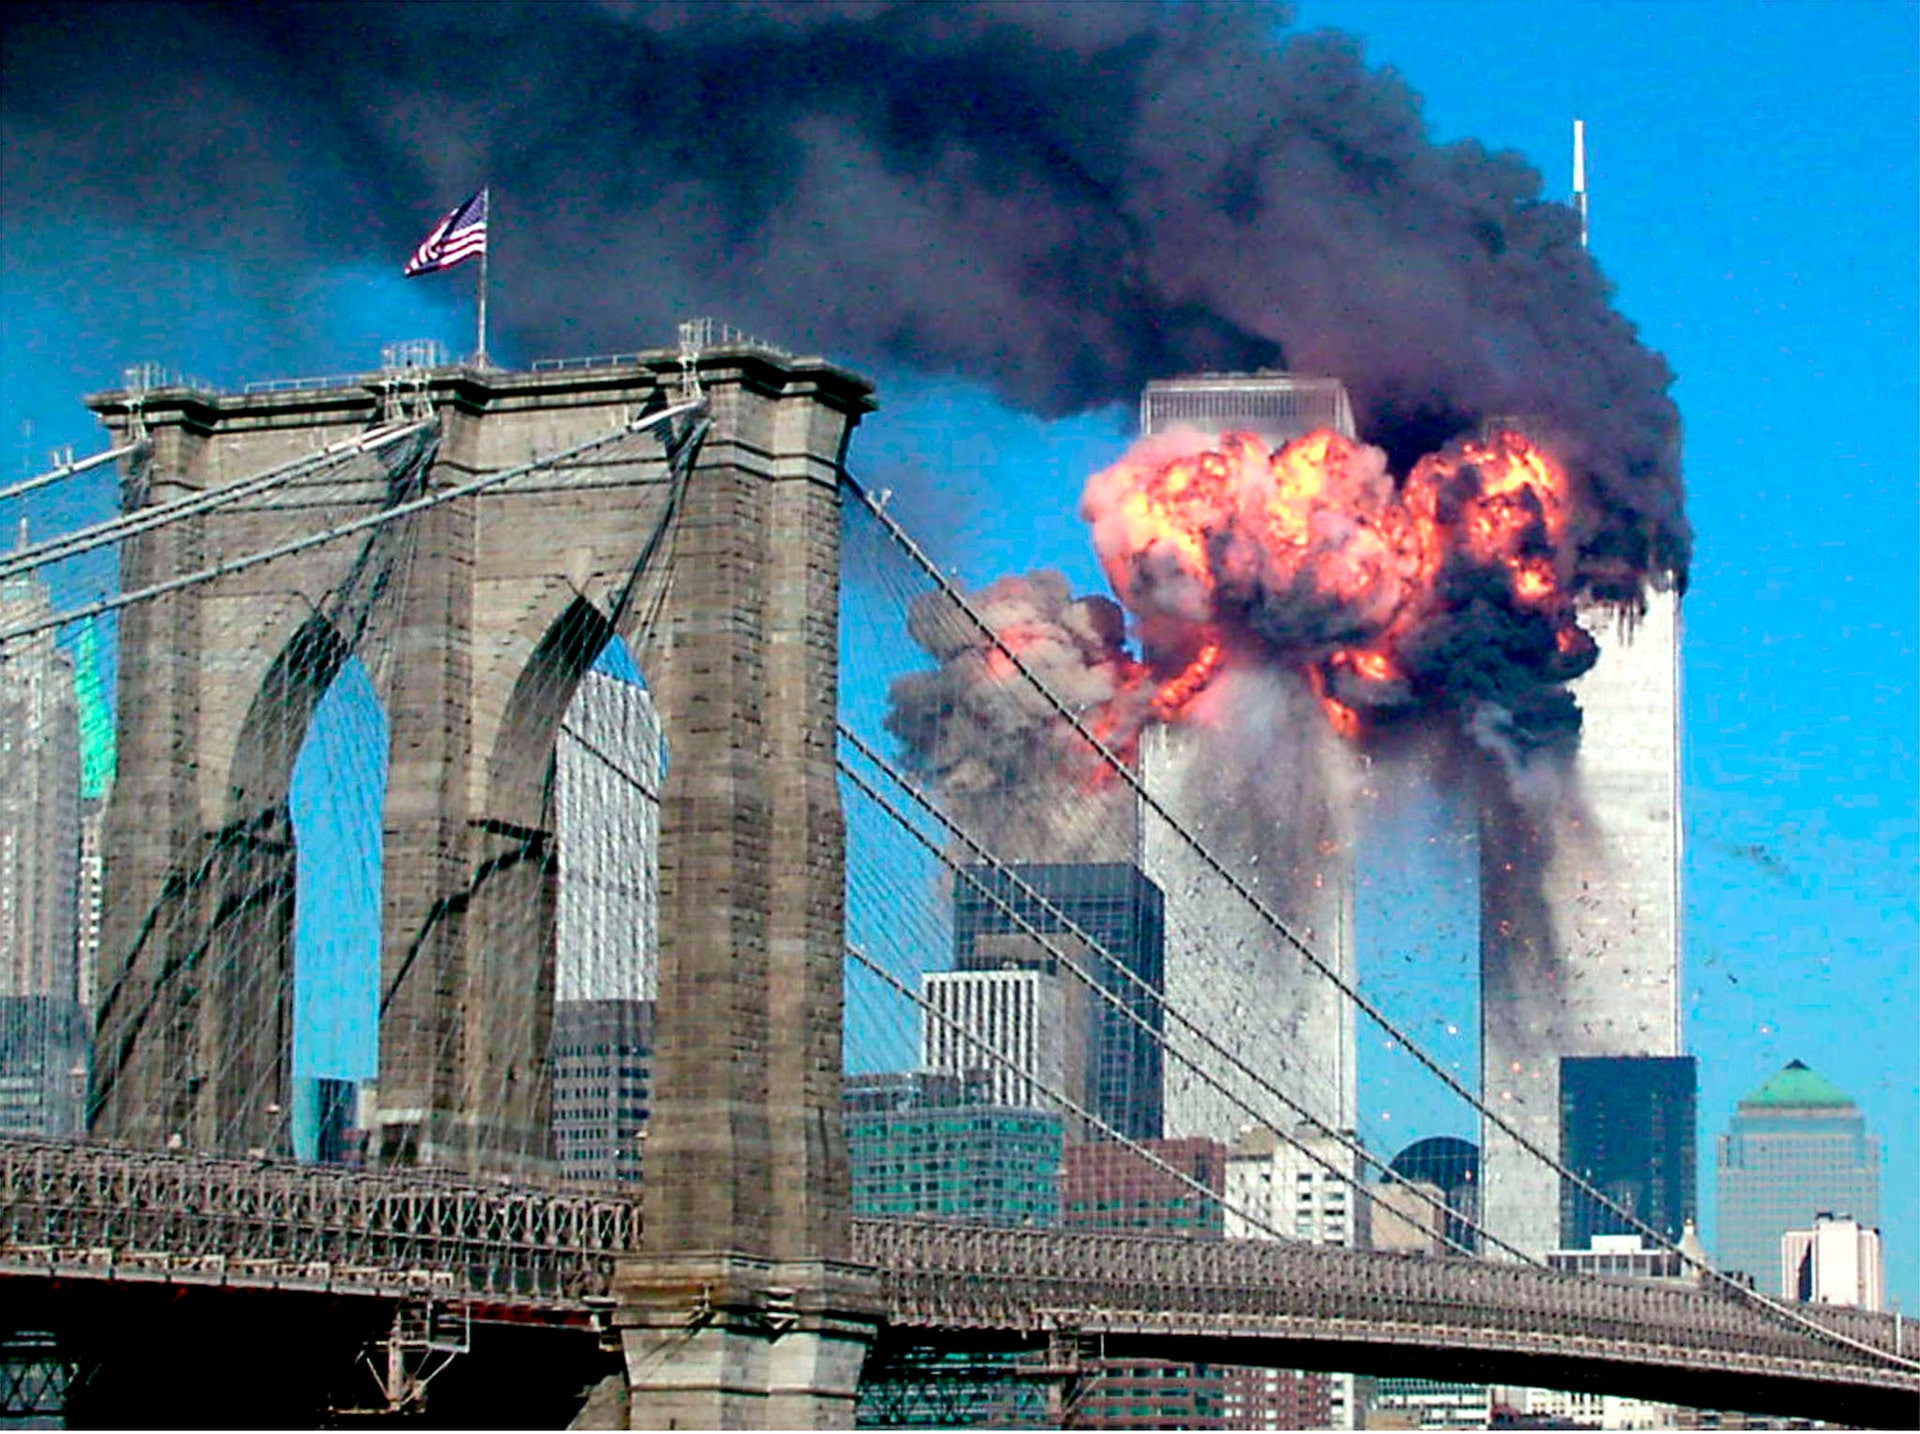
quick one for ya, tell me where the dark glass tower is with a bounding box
[1558,1055,1697,1248]
[1389,1135,1481,1255]
[954,862,1165,1142]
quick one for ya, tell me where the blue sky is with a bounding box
[1289,0,1915,1304]
[2,0,1912,1303]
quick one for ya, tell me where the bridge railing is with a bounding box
[853,1219,1909,1375]
[0,1138,635,1305]
[2,1140,1906,1385]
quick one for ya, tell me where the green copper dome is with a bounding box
[1740,1059,1855,1110]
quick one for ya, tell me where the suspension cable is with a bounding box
[838,733,1508,1263]
[0,443,142,505]
[0,402,703,649]
[841,468,1920,1371]
[0,420,429,581]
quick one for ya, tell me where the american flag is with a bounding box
[403,189,488,276]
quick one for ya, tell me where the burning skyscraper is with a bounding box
[1480,594,1683,1257]
[1083,379,1683,1255]
[1135,375,1361,1141]
[885,363,1683,1199]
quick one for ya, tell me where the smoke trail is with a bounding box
[2,0,1685,584]
[885,571,1140,861]
[1145,665,1360,1136]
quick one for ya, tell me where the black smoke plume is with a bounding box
[3,0,1685,588]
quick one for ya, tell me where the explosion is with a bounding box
[1081,424,1603,761]
[882,421,1639,845]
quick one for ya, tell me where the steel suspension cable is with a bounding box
[0,420,430,582]
[837,733,1506,1263]
[0,443,142,505]
[0,401,703,649]
[842,469,1920,1371]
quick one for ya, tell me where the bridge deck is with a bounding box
[2,1137,1913,1422]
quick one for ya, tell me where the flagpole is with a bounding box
[475,188,490,367]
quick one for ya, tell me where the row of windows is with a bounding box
[855,1179,1055,1196]
[848,1140,1058,1156]
[1065,1197,1199,1210]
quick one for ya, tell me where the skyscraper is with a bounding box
[1716,1060,1882,1297]
[550,999,653,1182]
[1137,375,1360,1143]
[1387,1136,1480,1256]
[550,667,661,1180]
[553,669,659,1005]
[0,559,81,1005]
[1479,591,1683,1260]
[920,965,1086,1120]
[1559,1054,1697,1249]
[954,862,1165,1142]
[1138,374,1355,440]
[0,555,87,1137]
[0,997,86,1136]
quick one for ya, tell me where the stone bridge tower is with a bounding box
[86,339,879,1425]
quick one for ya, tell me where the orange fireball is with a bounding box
[1082,424,1592,745]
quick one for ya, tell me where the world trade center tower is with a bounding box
[1130,378,1681,1259]
[1137,374,1361,1143]
[1478,592,1683,1258]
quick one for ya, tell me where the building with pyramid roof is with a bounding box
[1715,1060,1882,1297]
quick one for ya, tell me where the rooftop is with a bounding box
[1739,1059,1855,1110]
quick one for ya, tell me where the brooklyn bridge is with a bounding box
[0,331,1912,1428]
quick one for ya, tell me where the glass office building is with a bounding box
[1389,1135,1481,1255]
[1716,1060,1881,1296]
[954,862,1165,1143]
[845,1070,1061,1226]
[1560,1055,1697,1248]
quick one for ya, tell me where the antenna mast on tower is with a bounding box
[1573,117,1589,248]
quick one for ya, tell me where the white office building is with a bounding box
[554,669,660,1003]
[920,966,1086,1119]
[1227,1123,1367,1429]
[1781,1214,1884,1312]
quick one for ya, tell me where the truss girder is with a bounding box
[851,1219,1914,1393]
[0,1138,632,1305]
[0,1138,1912,1402]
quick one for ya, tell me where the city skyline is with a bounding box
[2,0,1910,1307]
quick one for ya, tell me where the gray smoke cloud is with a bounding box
[884,572,1139,861]
[3,0,1685,588]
